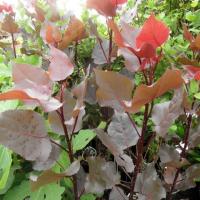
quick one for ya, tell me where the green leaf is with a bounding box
[0,166,20,195]
[14,55,42,66]
[190,80,199,95]
[4,181,65,200]
[0,146,12,190]
[0,64,11,77]
[30,183,65,200]
[3,181,30,200]
[98,121,106,129]
[195,92,200,99]
[191,0,199,8]
[73,130,96,152]
[81,194,96,200]
[0,100,19,112]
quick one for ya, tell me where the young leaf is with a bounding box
[136,14,170,49]
[86,0,116,17]
[0,110,52,162]
[48,45,74,81]
[58,17,87,49]
[183,24,193,42]
[124,69,184,113]
[40,23,62,44]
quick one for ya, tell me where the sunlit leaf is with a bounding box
[124,69,184,113]
[136,14,170,49]
[48,45,74,81]
[58,17,87,49]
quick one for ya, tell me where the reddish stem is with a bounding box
[129,103,149,200]
[11,33,16,58]
[59,83,79,200]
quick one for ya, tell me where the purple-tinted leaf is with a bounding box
[109,187,128,200]
[135,163,166,200]
[0,110,51,162]
[108,111,140,149]
[85,157,120,194]
[152,88,184,137]
[33,142,60,171]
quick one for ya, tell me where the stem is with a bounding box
[11,33,16,58]
[167,114,192,200]
[108,29,113,65]
[59,83,79,200]
[129,104,149,200]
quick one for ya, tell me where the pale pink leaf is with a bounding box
[48,45,74,81]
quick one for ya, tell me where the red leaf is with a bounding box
[186,66,200,80]
[48,45,74,81]
[110,0,127,6]
[183,24,193,42]
[0,3,13,13]
[137,43,156,58]
[86,0,116,17]
[123,69,184,113]
[107,19,125,47]
[194,72,200,80]
[0,90,32,101]
[136,14,170,49]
